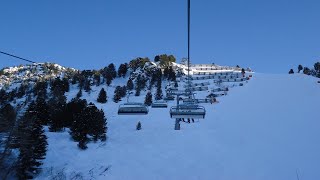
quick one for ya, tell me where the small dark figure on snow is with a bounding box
[136,121,142,130]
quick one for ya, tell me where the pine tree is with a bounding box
[118,63,128,77]
[135,87,141,96]
[50,78,65,98]
[78,75,85,89]
[108,63,117,79]
[16,102,47,179]
[0,103,16,132]
[50,77,63,93]
[135,75,142,96]
[174,81,179,88]
[154,55,160,62]
[93,72,101,86]
[155,54,176,68]
[8,88,17,102]
[156,69,162,81]
[168,66,176,81]
[298,65,303,73]
[303,67,311,75]
[97,88,107,103]
[148,81,153,91]
[135,74,147,96]
[0,89,8,105]
[140,75,147,90]
[65,98,87,128]
[62,78,70,92]
[98,109,107,141]
[314,62,320,77]
[17,84,27,98]
[171,71,176,81]
[129,57,150,71]
[105,70,113,86]
[127,79,134,91]
[71,110,89,149]
[117,64,123,77]
[87,104,107,142]
[78,138,88,150]
[136,121,142,130]
[76,89,82,99]
[48,88,67,132]
[17,147,34,179]
[34,95,49,125]
[163,67,170,79]
[101,66,113,86]
[84,78,91,92]
[34,81,48,98]
[144,91,153,106]
[113,86,122,103]
[48,103,65,132]
[151,68,162,85]
[30,117,47,170]
[71,72,80,84]
[70,102,107,149]
[155,80,163,100]
[118,86,127,98]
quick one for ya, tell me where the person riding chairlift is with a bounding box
[211,97,217,104]
[241,68,246,77]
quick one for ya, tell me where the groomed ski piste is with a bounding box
[34,67,320,180]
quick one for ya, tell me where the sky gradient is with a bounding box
[0,0,319,73]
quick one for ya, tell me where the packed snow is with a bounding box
[35,73,320,180]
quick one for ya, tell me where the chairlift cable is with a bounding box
[0,50,37,64]
[187,0,191,97]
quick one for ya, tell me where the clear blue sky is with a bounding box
[0,0,319,73]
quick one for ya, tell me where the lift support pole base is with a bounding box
[174,118,181,130]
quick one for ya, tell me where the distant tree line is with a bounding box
[289,62,320,78]
[1,54,178,105]
[154,54,176,68]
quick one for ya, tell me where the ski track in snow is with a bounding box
[37,73,320,180]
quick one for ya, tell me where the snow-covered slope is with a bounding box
[0,63,76,90]
[36,73,320,180]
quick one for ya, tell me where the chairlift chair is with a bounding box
[170,104,206,119]
[164,95,175,101]
[151,101,168,108]
[183,98,200,104]
[118,102,148,115]
[169,0,207,122]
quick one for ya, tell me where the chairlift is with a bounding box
[167,87,178,91]
[182,98,196,103]
[151,101,168,108]
[170,104,206,119]
[118,102,148,115]
[169,0,207,123]
[164,96,175,101]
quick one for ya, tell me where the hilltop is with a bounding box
[0,63,77,90]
